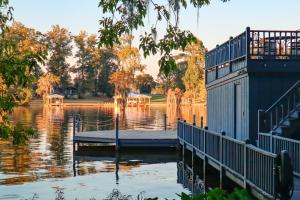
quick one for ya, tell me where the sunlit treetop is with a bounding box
[98,0,228,76]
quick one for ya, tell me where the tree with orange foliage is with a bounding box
[36,73,60,102]
[109,71,134,110]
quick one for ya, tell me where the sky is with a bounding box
[9,0,300,78]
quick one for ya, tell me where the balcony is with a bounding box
[205,27,300,84]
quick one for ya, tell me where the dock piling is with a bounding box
[163,114,167,131]
[193,115,196,125]
[115,114,119,150]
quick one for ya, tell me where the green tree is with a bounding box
[98,48,118,97]
[135,74,155,94]
[98,0,227,76]
[0,0,46,144]
[46,25,72,88]
[73,31,100,97]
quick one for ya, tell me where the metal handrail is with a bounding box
[258,79,300,132]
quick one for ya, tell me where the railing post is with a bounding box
[193,115,196,125]
[115,114,119,150]
[244,139,250,188]
[258,109,266,133]
[245,27,250,64]
[271,131,275,153]
[220,131,225,188]
[163,113,167,131]
[229,36,233,72]
[200,116,203,128]
[192,121,196,146]
[183,120,186,142]
[177,118,180,138]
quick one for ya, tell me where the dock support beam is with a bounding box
[163,113,167,131]
[115,114,119,150]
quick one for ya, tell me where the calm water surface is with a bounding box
[0,105,207,200]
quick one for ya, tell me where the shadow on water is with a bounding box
[74,146,239,197]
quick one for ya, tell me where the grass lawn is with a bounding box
[150,94,166,103]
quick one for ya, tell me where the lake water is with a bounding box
[0,104,209,200]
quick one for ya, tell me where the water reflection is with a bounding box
[0,104,206,199]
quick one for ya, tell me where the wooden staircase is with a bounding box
[258,80,300,139]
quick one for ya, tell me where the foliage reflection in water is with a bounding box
[0,104,206,199]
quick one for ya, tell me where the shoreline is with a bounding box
[28,99,206,107]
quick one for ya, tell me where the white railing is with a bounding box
[258,132,300,176]
[178,121,277,198]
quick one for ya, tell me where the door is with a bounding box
[235,84,242,140]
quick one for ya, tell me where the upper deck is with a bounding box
[205,27,300,84]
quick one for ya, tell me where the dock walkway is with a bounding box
[74,129,177,147]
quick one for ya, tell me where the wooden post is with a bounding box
[244,139,251,188]
[73,115,76,153]
[220,131,226,188]
[115,114,119,150]
[163,113,167,131]
[258,109,265,133]
[270,131,275,153]
[203,126,208,188]
[229,36,233,72]
[183,120,187,157]
[200,116,203,128]
[193,115,196,125]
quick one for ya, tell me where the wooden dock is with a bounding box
[73,129,177,148]
[177,121,295,200]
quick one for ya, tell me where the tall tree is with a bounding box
[36,73,60,102]
[98,0,227,76]
[134,74,155,94]
[7,22,47,79]
[73,31,100,97]
[0,0,46,144]
[109,71,134,110]
[46,25,72,88]
[116,35,144,74]
[182,40,206,102]
[98,48,118,97]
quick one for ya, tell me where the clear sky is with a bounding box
[9,0,300,77]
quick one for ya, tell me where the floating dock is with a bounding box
[73,129,177,148]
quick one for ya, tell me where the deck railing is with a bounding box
[178,121,277,198]
[205,28,300,83]
[258,80,300,133]
[258,132,300,176]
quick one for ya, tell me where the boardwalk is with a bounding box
[73,129,177,147]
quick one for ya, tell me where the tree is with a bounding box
[116,35,144,74]
[98,0,227,76]
[46,25,72,88]
[109,71,134,110]
[182,39,206,102]
[0,0,46,144]
[7,22,47,79]
[36,73,60,102]
[98,48,118,97]
[73,31,100,97]
[134,74,155,94]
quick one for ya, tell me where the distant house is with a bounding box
[64,86,79,99]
